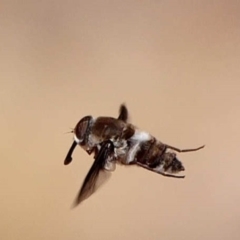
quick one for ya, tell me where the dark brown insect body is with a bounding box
[64,104,204,206]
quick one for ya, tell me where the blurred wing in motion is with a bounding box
[118,104,128,122]
[72,140,115,207]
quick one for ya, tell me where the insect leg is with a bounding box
[165,144,205,153]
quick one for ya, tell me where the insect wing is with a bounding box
[118,104,128,122]
[73,141,114,207]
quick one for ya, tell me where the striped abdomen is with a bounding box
[124,130,185,176]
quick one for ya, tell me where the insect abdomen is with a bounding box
[130,137,184,175]
[134,138,166,165]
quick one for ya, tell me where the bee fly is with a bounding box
[64,104,204,207]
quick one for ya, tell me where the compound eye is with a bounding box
[74,116,92,143]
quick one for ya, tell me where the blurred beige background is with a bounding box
[1,1,240,240]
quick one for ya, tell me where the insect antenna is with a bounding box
[64,128,74,134]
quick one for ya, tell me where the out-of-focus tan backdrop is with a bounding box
[1,1,240,240]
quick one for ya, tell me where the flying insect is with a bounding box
[64,104,204,206]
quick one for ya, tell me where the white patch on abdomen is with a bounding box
[154,164,164,173]
[131,130,151,142]
[126,143,140,164]
[124,130,151,164]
